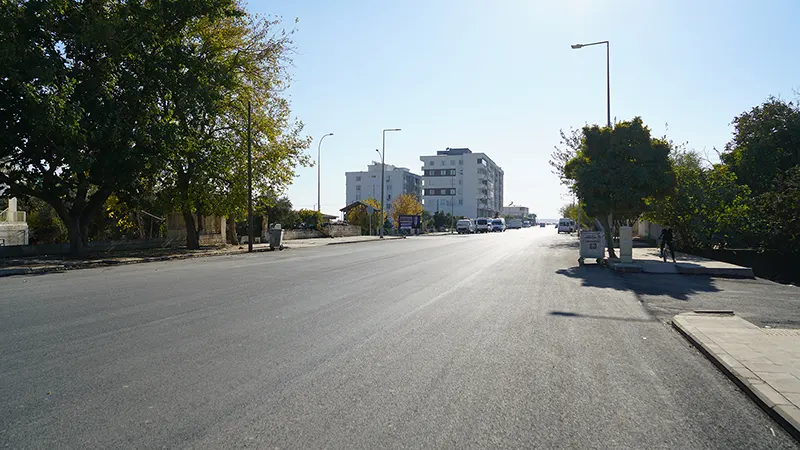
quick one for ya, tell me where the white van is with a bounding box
[558,218,575,234]
[475,218,492,233]
[491,218,506,232]
[456,219,476,234]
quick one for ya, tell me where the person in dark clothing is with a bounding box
[658,227,676,263]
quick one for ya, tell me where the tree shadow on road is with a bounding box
[555,266,721,301]
[549,310,657,323]
[548,240,581,251]
[620,273,721,300]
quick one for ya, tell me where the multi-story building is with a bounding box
[345,162,422,207]
[501,206,530,218]
[419,148,504,218]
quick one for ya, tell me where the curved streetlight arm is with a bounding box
[317,133,334,212]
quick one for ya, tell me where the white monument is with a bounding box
[0,197,30,246]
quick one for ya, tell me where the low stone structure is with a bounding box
[0,198,29,246]
[166,213,226,246]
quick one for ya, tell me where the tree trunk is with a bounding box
[136,211,146,240]
[227,216,238,244]
[65,214,88,257]
[600,214,617,259]
[183,211,200,249]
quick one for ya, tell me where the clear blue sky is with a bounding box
[250,0,800,219]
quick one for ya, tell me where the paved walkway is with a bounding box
[673,312,800,439]
[609,247,754,277]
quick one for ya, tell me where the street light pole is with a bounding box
[571,40,611,232]
[247,100,253,253]
[317,133,334,213]
[379,128,401,239]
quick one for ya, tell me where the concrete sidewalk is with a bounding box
[608,247,754,277]
[673,312,800,440]
[0,235,404,277]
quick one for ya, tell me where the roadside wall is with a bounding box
[0,237,186,258]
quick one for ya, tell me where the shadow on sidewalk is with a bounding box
[620,273,722,300]
[555,266,722,300]
[549,310,657,323]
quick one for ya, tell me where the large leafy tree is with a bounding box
[565,117,675,258]
[644,151,753,250]
[721,98,800,196]
[153,11,311,249]
[0,0,240,256]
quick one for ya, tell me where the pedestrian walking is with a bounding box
[658,227,676,263]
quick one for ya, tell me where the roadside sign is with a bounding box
[367,205,374,215]
[398,214,420,230]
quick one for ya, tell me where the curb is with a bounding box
[672,314,800,441]
[0,236,408,278]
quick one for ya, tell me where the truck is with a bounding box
[507,218,524,229]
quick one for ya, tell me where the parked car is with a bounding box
[456,218,476,234]
[475,218,492,233]
[491,217,506,232]
[507,218,523,229]
[557,218,575,234]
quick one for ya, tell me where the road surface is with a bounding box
[2,228,797,448]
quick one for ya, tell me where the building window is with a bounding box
[429,161,434,166]
[459,199,463,205]
[386,175,391,182]
[440,160,445,166]
[356,176,361,181]
[356,185,361,190]
[450,160,455,166]
[387,194,392,201]
[459,160,463,165]
[458,179,462,185]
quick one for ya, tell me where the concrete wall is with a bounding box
[166,213,226,246]
[0,237,186,258]
[0,224,29,246]
[281,224,360,240]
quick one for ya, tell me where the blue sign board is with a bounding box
[398,214,421,230]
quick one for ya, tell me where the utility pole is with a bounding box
[247,100,253,253]
[317,133,334,213]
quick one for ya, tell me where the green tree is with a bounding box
[149,11,311,249]
[721,98,800,196]
[753,166,800,254]
[297,209,323,229]
[565,117,675,258]
[0,0,240,256]
[257,195,296,230]
[644,151,753,250]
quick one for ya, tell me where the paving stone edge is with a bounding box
[672,314,800,441]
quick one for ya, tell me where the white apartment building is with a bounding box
[345,162,422,207]
[419,148,504,219]
[501,206,530,218]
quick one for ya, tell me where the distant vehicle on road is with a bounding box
[456,219,476,234]
[475,218,492,233]
[522,220,531,228]
[539,222,546,228]
[491,218,506,232]
[507,219,523,229]
[558,218,575,234]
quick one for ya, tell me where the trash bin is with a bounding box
[579,231,605,266]
[269,224,284,250]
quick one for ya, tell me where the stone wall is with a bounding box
[326,224,361,238]
[0,237,185,258]
[166,213,226,246]
[283,229,325,240]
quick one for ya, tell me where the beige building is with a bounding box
[0,198,29,246]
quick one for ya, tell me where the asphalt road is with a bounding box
[2,228,798,449]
